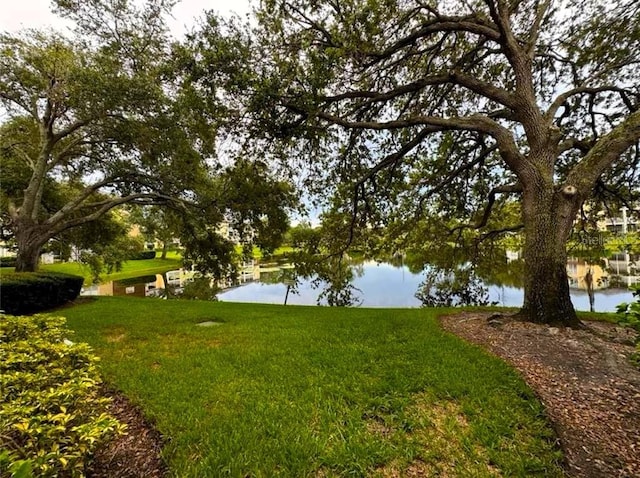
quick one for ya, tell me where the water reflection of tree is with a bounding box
[475,257,525,289]
[285,208,639,308]
[289,253,363,307]
[415,265,496,307]
[286,219,524,307]
[179,276,220,301]
[398,239,526,289]
[278,221,364,306]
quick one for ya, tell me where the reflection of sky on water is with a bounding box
[219,261,635,312]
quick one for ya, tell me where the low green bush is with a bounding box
[0,257,17,268]
[129,251,156,260]
[0,272,84,315]
[617,285,640,367]
[0,314,125,477]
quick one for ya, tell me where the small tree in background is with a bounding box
[0,0,297,277]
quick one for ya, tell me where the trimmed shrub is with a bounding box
[129,250,157,260]
[0,257,17,268]
[115,275,157,287]
[0,314,125,477]
[0,272,84,315]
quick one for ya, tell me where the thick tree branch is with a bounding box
[476,182,523,229]
[567,109,640,194]
[47,192,176,238]
[525,0,552,59]
[485,0,547,151]
[450,182,523,234]
[546,86,639,122]
[367,15,500,65]
[43,174,131,227]
[322,71,517,110]
[557,137,595,155]
[52,118,93,143]
[311,110,524,173]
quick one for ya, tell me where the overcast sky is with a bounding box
[0,0,252,37]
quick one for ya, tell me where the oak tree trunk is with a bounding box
[518,185,581,326]
[13,220,49,273]
[15,236,44,272]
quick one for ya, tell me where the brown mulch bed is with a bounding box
[87,391,167,478]
[440,312,640,478]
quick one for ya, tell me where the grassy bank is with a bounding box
[20,247,294,285]
[243,245,295,259]
[38,252,182,285]
[61,298,563,477]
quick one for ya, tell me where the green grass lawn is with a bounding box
[235,245,295,259]
[39,253,182,285]
[5,248,295,285]
[60,298,563,477]
[3,247,296,285]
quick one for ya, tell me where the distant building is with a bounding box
[598,206,639,234]
[0,244,16,258]
[216,218,255,245]
[505,250,520,262]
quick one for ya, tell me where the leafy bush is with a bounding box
[0,272,84,315]
[129,250,157,260]
[0,257,17,268]
[617,285,640,367]
[0,314,125,477]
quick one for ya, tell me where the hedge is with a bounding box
[0,314,125,477]
[130,250,157,260]
[0,257,17,268]
[115,275,157,287]
[0,272,84,315]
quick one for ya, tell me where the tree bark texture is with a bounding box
[14,224,48,272]
[518,182,582,326]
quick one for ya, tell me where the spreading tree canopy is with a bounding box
[0,0,296,274]
[231,0,640,324]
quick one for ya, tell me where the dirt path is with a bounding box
[440,312,640,478]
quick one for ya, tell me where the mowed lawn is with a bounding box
[61,298,563,477]
[40,253,182,285]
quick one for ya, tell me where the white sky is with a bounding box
[0,0,252,37]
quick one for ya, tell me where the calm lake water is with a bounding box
[83,260,637,312]
[218,261,634,312]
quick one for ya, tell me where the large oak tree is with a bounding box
[0,0,295,273]
[241,0,640,325]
